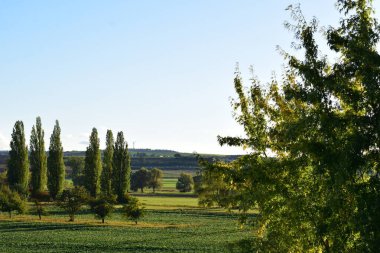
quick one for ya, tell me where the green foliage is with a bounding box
[0,185,26,218]
[176,173,193,192]
[84,128,102,198]
[148,168,163,193]
[123,196,145,224]
[200,1,380,251]
[30,117,47,194]
[7,121,29,194]
[101,130,114,196]
[47,120,65,199]
[130,167,150,192]
[66,157,85,186]
[112,131,131,201]
[56,186,89,222]
[89,197,114,223]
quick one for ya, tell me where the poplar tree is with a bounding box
[101,130,114,196]
[30,117,47,194]
[112,131,131,202]
[7,121,29,194]
[47,120,65,199]
[84,128,102,198]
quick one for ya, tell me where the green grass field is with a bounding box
[0,177,253,252]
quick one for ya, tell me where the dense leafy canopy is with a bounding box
[200,1,380,252]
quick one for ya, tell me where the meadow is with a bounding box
[0,178,253,253]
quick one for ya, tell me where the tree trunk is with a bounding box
[9,211,12,218]
[102,218,104,223]
[135,220,137,225]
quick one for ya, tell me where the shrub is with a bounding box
[0,185,26,218]
[123,196,145,224]
[89,197,114,223]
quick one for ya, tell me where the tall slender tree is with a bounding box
[47,120,65,199]
[30,117,47,194]
[7,121,29,194]
[112,131,131,202]
[101,130,114,196]
[84,128,102,198]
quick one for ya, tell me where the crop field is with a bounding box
[0,204,252,253]
[0,178,253,253]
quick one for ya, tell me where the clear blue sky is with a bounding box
[1,1,379,154]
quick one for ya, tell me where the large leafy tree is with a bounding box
[200,1,380,252]
[7,121,29,194]
[112,131,131,201]
[30,117,47,194]
[101,130,114,196]
[47,120,65,199]
[130,167,150,193]
[84,128,102,198]
[148,168,163,193]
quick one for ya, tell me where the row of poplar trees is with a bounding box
[84,128,131,202]
[7,117,131,202]
[8,118,64,199]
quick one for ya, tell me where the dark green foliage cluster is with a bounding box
[200,0,380,251]
[176,173,193,192]
[47,120,65,199]
[89,197,115,223]
[0,185,26,218]
[131,168,150,192]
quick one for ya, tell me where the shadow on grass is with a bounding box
[0,221,94,233]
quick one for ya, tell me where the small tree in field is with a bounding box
[56,186,89,222]
[0,185,26,218]
[176,173,194,192]
[148,168,163,193]
[123,196,145,224]
[89,197,114,223]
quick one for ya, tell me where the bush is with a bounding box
[56,186,89,222]
[89,197,114,223]
[123,196,145,224]
[176,173,194,192]
[0,185,26,218]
